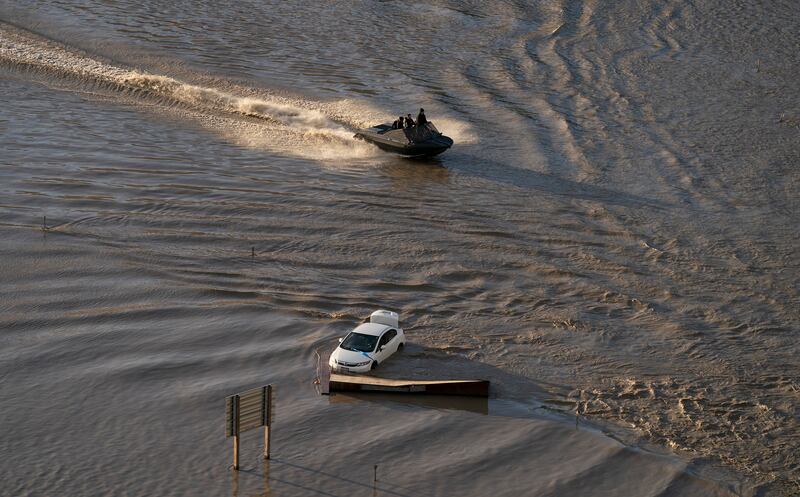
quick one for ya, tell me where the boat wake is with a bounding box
[0,22,382,160]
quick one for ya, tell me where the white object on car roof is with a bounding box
[370,309,399,328]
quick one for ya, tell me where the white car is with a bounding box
[329,310,406,374]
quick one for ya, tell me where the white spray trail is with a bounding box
[118,73,354,140]
[0,23,373,158]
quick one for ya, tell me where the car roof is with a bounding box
[351,322,391,337]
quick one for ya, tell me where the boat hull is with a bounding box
[354,123,454,157]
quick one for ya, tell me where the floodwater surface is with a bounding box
[1,1,798,496]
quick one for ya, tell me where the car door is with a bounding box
[385,329,399,354]
[376,329,397,362]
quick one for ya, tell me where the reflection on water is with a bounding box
[379,158,450,190]
[230,460,272,497]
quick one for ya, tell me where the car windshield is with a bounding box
[340,332,379,353]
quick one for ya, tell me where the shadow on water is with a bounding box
[463,156,674,210]
[336,342,564,415]
[376,155,451,192]
[233,459,429,497]
[328,391,489,415]
[384,148,674,211]
[315,340,565,414]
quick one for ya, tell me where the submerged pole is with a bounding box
[233,395,240,470]
[263,385,272,459]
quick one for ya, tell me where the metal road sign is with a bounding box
[226,385,272,438]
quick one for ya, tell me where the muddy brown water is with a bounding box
[1,1,798,496]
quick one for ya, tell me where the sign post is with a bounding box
[232,394,240,469]
[263,385,272,460]
[226,385,272,470]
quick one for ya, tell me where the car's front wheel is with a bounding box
[370,361,378,371]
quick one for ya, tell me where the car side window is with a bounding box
[380,329,397,348]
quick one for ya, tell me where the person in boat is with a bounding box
[392,116,404,129]
[416,108,428,126]
[405,114,415,128]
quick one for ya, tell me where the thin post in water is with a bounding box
[263,385,272,460]
[233,394,240,470]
